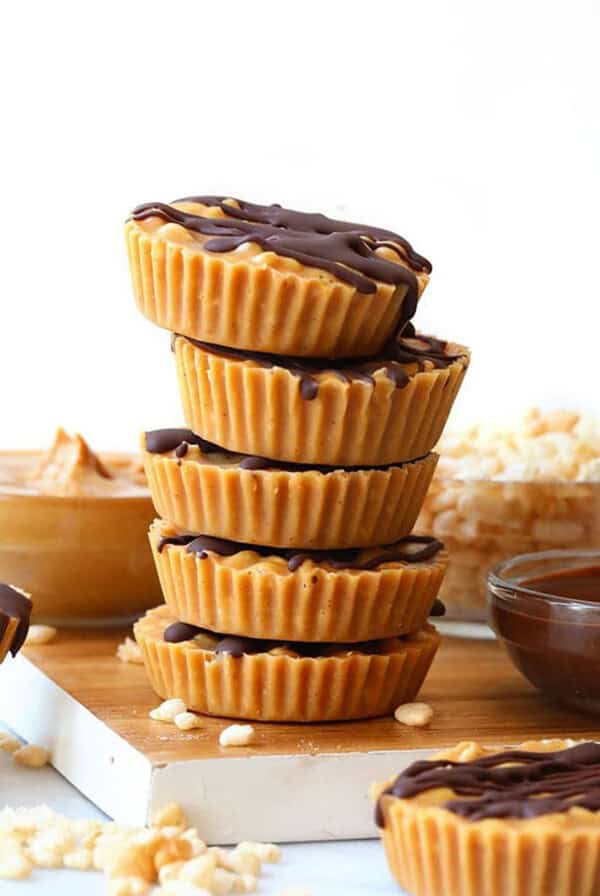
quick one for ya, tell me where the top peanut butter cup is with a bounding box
[125,196,431,358]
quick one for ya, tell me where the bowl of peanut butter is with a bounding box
[0,428,162,624]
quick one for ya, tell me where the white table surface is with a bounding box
[1,724,403,896]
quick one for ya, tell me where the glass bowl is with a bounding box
[416,478,600,625]
[488,549,600,714]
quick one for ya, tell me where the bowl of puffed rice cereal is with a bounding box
[415,409,600,629]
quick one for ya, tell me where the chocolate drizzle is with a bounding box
[131,196,431,320]
[144,428,420,474]
[0,584,32,657]
[163,622,427,657]
[376,742,600,827]
[180,323,465,400]
[145,429,220,456]
[157,532,443,572]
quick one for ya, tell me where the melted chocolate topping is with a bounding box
[131,197,431,320]
[376,742,600,827]
[162,622,429,657]
[145,429,220,456]
[144,428,420,473]
[157,532,443,572]
[0,584,32,656]
[180,323,465,400]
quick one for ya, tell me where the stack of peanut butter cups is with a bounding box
[125,196,470,723]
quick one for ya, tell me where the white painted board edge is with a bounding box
[0,653,153,826]
[0,653,436,843]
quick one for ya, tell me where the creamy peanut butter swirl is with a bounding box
[0,429,148,497]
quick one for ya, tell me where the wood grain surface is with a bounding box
[22,629,600,766]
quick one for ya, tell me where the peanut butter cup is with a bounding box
[172,330,469,466]
[142,429,438,548]
[125,196,431,358]
[134,605,440,722]
[150,518,447,642]
[374,739,600,896]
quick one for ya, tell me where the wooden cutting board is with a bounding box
[1,629,598,844]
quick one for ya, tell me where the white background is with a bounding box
[1,0,599,453]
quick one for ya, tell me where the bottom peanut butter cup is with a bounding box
[150,519,447,642]
[134,605,440,722]
[374,739,600,896]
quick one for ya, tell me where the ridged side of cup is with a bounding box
[134,607,440,722]
[173,336,469,466]
[149,522,448,641]
[125,221,421,357]
[142,450,438,548]
[379,799,600,896]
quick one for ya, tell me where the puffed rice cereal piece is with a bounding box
[107,876,151,896]
[150,699,187,722]
[13,744,50,768]
[63,847,94,870]
[218,725,255,748]
[393,702,434,727]
[0,838,33,880]
[235,841,282,863]
[174,711,203,731]
[117,637,144,664]
[151,803,186,830]
[157,882,212,896]
[179,853,217,887]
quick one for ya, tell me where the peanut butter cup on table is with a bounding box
[150,518,447,643]
[134,605,440,722]
[0,584,31,664]
[172,327,469,467]
[126,196,431,358]
[374,739,600,896]
[142,429,438,548]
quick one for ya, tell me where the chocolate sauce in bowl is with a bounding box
[522,566,600,602]
[490,562,600,712]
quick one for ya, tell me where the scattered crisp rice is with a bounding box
[0,802,283,892]
[13,744,50,768]
[117,637,144,665]
[393,702,434,727]
[149,699,187,723]
[24,625,57,646]
[152,803,186,829]
[218,724,255,748]
[174,712,203,731]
